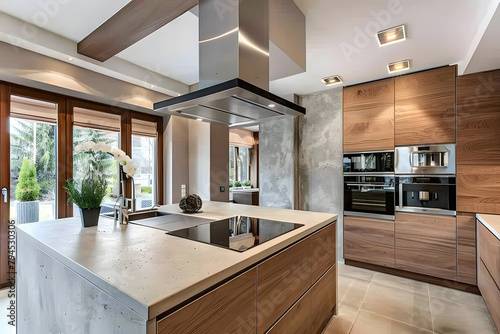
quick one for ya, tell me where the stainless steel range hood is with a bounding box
[153,0,306,126]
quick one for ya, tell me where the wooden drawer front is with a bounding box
[478,260,500,332]
[478,221,500,288]
[310,265,337,334]
[395,213,457,280]
[266,289,312,334]
[157,269,256,334]
[343,78,395,152]
[257,238,311,334]
[457,213,477,285]
[344,216,395,268]
[395,66,456,145]
[311,223,336,284]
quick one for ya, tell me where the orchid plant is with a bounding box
[75,141,136,178]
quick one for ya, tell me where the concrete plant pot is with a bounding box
[79,207,101,227]
[16,201,39,224]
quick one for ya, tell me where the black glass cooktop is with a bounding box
[166,216,304,252]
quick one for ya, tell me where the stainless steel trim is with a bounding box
[399,182,404,207]
[343,150,395,154]
[395,144,456,175]
[344,172,395,176]
[395,206,456,216]
[344,211,395,221]
[395,174,456,178]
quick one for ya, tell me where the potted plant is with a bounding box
[65,171,107,227]
[15,158,41,224]
[234,181,242,189]
[229,181,233,189]
[242,180,251,189]
[68,141,136,227]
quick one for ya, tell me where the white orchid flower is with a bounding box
[77,141,136,178]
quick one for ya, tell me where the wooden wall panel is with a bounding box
[395,66,456,145]
[344,216,395,268]
[395,213,457,280]
[457,213,476,285]
[457,69,500,214]
[343,78,394,152]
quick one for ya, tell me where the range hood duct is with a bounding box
[154,0,306,126]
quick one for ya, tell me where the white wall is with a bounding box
[188,120,211,201]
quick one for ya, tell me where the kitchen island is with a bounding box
[17,201,337,334]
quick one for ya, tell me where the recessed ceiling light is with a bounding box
[388,59,411,73]
[196,118,203,122]
[377,25,406,47]
[268,104,275,108]
[67,57,74,61]
[321,75,343,86]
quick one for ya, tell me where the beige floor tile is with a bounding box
[339,263,375,282]
[431,297,497,334]
[350,310,433,334]
[338,276,371,310]
[0,289,16,334]
[372,272,429,296]
[428,283,487,310]
[361,282,433,331]
[323,303,359,334]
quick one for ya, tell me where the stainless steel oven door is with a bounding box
[344,175,395,221]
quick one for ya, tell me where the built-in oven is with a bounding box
[344,175,395,221]
[343,151,394,173]
[395,175,456,216]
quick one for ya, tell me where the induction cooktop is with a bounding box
[166,216,304,252]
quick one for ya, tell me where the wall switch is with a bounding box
[181,184,186,198]
[220,186,225,192]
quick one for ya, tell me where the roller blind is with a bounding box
[10,95,57,124]
[73,107,121,132]
[132,118,157,138]
[229,128,255,148]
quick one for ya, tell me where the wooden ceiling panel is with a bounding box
[77,0,198,62]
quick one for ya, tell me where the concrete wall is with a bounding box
[298,87,344,261]
[259,116,296,209]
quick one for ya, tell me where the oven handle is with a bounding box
[399,182,403,208]
[346,183,394,187]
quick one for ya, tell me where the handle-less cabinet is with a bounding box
[343,78,395,152]
[395,212,457,280]
[395,66,456,146]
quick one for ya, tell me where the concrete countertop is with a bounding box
[476,213,500,240]
[17,201,337,321]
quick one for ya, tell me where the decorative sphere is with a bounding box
[179,194,202,213]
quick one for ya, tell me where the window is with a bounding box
[229,146,250,183]
[72,107,121,216]
[132,118,158,209]
[10,95,57,223]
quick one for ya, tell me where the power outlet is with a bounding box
[181,184,186,198]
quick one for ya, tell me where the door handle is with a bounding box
[1,187,7,203]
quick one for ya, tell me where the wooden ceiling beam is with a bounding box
[77,0,198,62]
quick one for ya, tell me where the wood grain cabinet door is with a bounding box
[456,69,500,214]
[395,66,456,145]
[395,213,457,280]
[343,78,395,152]
[257,238,311,334]
[478,221,500,288]
[344,216,395,268]
[157,269,256,334]
[457,213,477,285]
[310,223,336,284]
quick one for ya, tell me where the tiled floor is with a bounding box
[325,263,498,334]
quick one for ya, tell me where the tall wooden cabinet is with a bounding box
[456,213,477,285]
[456,69,500,214]
[343,78,395,152]
[395,65,456,145]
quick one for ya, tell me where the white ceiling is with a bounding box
[0,0,499,101]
